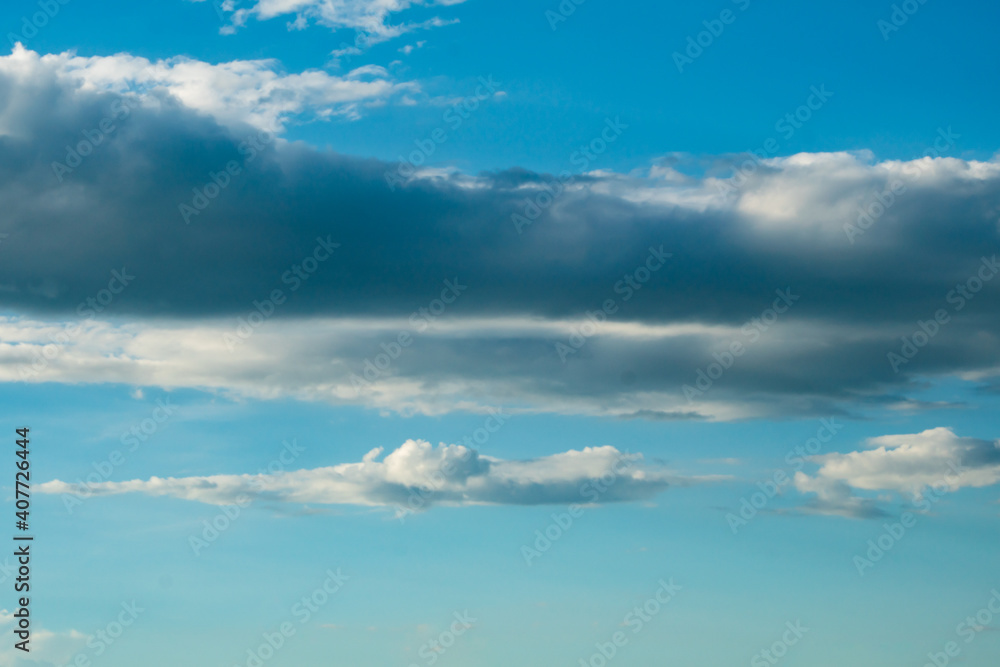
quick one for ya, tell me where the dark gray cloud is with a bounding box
[3,57,1000,419]
[1,65,998,327]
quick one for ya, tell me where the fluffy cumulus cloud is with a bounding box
[799,427,1000,496]
[38,441,702,511]
[0,44,414,131]
[2,46,1000,420]
[793,428,1000,517]
[200,0,466,43]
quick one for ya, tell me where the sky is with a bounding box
[1,0,999,665]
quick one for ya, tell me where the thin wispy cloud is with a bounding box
[201,0,467,42]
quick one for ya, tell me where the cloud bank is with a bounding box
[1,47,999,419]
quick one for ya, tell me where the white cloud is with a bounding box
[202,0,466,42]
[38,440,712,511]
[800,427,1000,496]
[0,44,415,131]
[399,40,426,55]
[0,310,996,422]
[793,428,1000,516]
[733,152,997,233]
[0,610,87,667]
[0,314,829,420]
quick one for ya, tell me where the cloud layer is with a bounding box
[2,313,992,420]
[2,54,997,324]
[1,47,1000,419]
[39,440,694,512]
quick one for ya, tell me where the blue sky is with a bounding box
[11,0,1000,172]
[1,1,1000,666]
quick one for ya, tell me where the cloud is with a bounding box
[399,40,427,55]
[0,44,415,131]
[800,427,1000,496]
[2,62,996,327]
[37,441,708,511]
[793,428,1000,516]
[203,0,466,42]
[0,609,87,667]
[0,316,799,418]
[1,48,1000,419]
[791,473,888,519]
[0,311,997,421]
